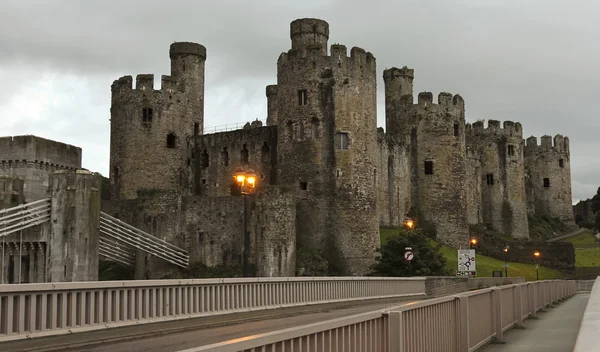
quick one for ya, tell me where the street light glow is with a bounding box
[534,251,540,258]
[403,218,414,230]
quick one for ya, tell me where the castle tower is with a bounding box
[524,135,574,223]
[273,18,379,274]
[266,85,278,126]
[109,42,206,199]
[383,70,469,247]
[465,120,529,239]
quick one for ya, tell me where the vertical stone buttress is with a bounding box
[47,170,99,282]
[384,72,469,247]
[253,186,296,277]
[524,135,574,223]
[465,120,529,238]
[109,42,206,199]
[276,18,379,274]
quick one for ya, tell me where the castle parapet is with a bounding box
[169,42,206,60]
[525,134,570,153]
[383,66,415,82]
[466,119,523,138]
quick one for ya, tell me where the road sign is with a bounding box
[457,249,476,273]
[404,251,414,261]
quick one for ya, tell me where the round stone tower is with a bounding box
[275,18,379,275]
[109,42,206,199]
[383,67,414,136]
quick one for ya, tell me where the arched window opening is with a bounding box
[311,119,319,139]
[221,147,229,166]
[261,142,270,163]
[202,150,209,168]
[166,133,177,148]
[241,144,249,164]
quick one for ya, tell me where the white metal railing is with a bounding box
[0,277,426,342]
[575,279,596,293]
[99,212,189,268]
[0,198,51,238]
[573,277,600,352]
[99,236,136,267]
[186,280,576,352]
[203,119,266,134]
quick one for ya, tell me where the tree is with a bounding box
[591,187,600,214]
[370,228,450,277]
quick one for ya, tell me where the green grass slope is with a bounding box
[380,227,564,281]
[563,229,600,267]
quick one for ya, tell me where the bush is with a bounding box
[370,228,449,277]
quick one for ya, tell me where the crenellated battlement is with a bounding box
[383,66,414,82]
[465,119,523,138]
[111,73,181,98]
[169,42,206,60]
[277,43,376,73]
[525,134,570,153]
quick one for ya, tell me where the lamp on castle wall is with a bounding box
[403,218,415,230]
[469,237,478,249]
[503,246,509,278]
[232,168,257,277]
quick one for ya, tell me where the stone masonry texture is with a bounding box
[0,18,579,280]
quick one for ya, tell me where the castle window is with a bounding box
[193,122,200,136]
[113,167,120,184]
[507,145,515,156]
[221,148,229,166]
[424,160,434,175]
[298,121,305,140]
[374,169,377,185]
[202,150,209,168]
[559,159,564,168]
[453,123,459,137]
[241,144,249,164]
[166,133,176,148]
[486,173,494,185]
[298,90,308,105]
[142,108,153,125]
[261,142,270,163]
[299,181,308,199]
[335,132,349,150]
[543,178,550,188]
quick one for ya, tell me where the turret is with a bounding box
[266,85,278,126]
[290,18,329,56]
[383,67,414,135]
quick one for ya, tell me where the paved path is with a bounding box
[481,293,589,352]
[0,296,419,352]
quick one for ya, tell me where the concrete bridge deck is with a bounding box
[481,293,589,351]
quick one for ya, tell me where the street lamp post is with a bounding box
[503,246,509,278]
[534,251,541,280]
[233,168,257,277]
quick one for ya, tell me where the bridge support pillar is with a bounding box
[134,249,149,280]
[46,170,100,282]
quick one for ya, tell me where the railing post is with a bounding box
[513,285,525,329]
[529,283,538,319]
[491,287,505,343]
[388,311,404,352]
[456,295,469,352]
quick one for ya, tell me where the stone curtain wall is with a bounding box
[0,136,81,202]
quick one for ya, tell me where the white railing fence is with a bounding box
[0,198,51,238]
[0,277,426,342]
[573,277,600,352]
[98,236,136,267]
[186,280,576,352]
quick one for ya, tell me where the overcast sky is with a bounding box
[0,0,598,204]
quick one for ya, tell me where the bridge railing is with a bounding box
[573,277,600,352]
[0,276,426,342]
[186,280,575,352]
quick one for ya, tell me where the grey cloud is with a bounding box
[0,0,599,202]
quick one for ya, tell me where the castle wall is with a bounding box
[195,125,277,197]
[0,135,81,202]
[524,135,574,223]
[466,120,529,238]
[376,129,411,227]
[274,18,379,274]
[109,42,206,200]
[0,176,24,208]
[573,199,595,226]
[465,151,483,224]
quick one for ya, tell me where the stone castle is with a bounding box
[0,18,575,279]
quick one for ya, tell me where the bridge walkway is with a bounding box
[481,293,589,352]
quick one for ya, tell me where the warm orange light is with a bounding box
[403,218,415,230]
[233,168,258,194]
[503,247,509,253]
[233,168,246,186]
[470,238,478,245]
[534,251,541,258]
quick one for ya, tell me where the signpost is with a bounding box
[457,249,476,276]
[404,247,413,276]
